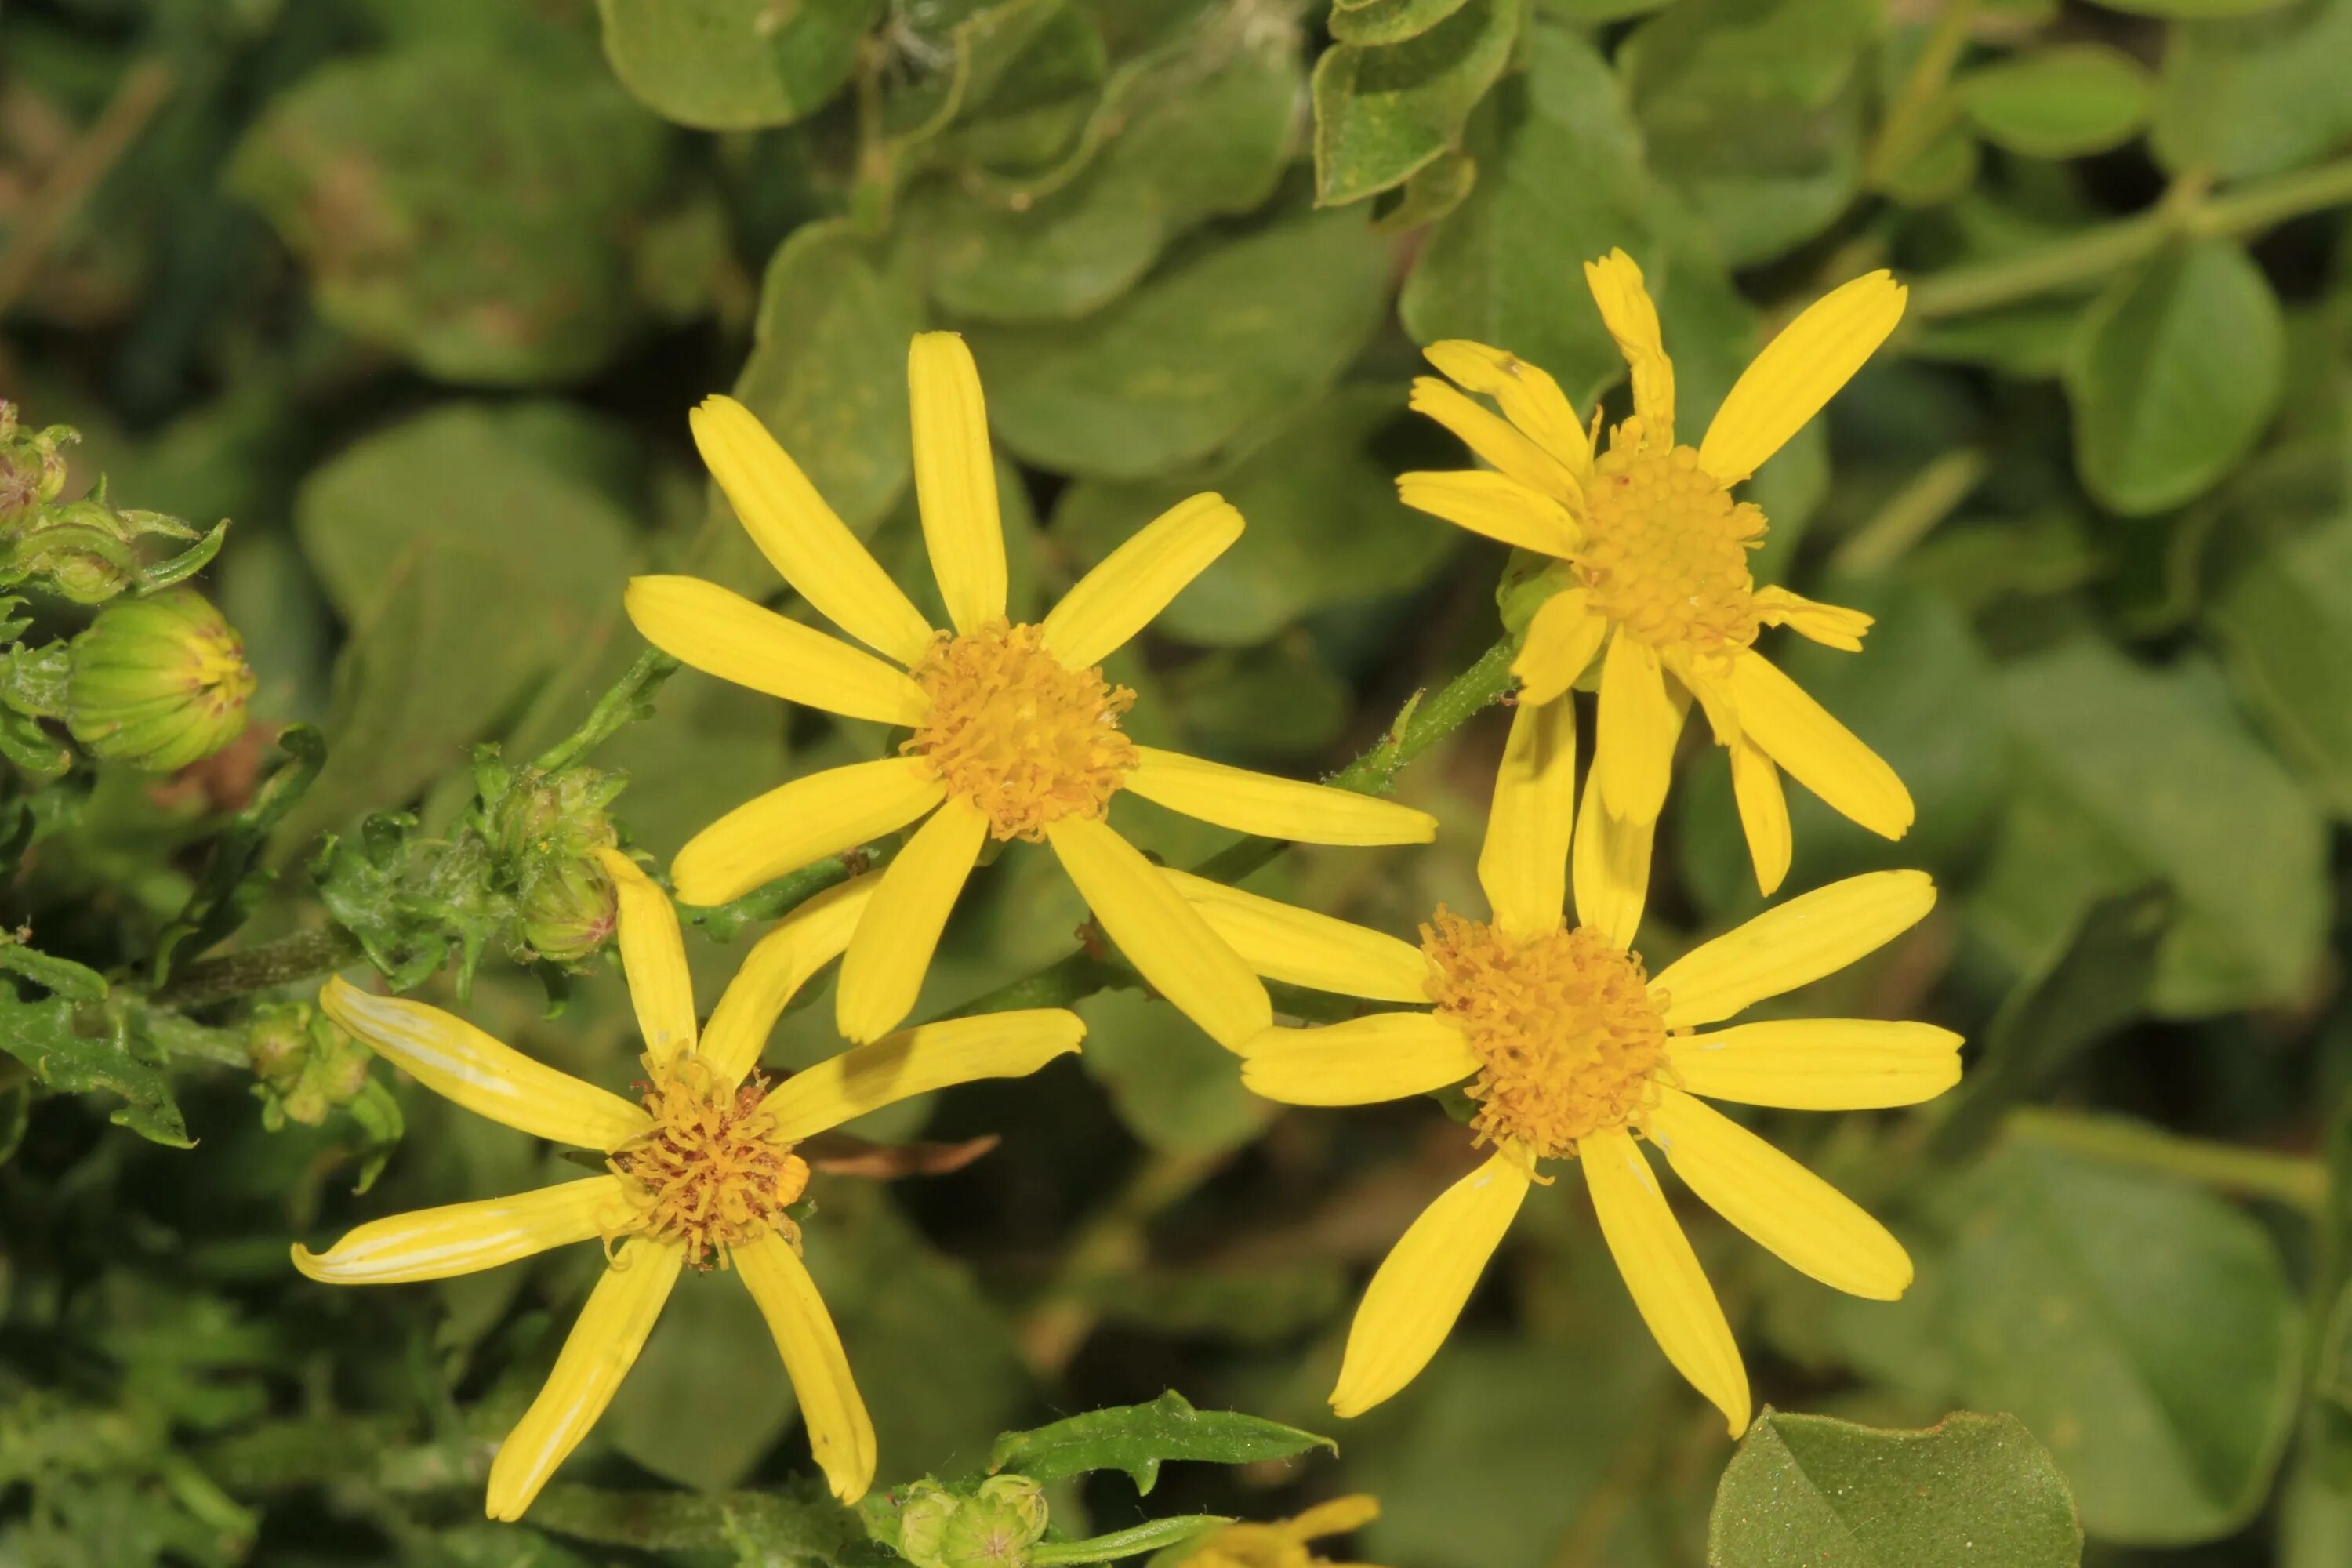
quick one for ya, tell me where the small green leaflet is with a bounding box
[988,1391,1334,1494]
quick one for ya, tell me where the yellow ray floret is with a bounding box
[628,332,1434,1051]
[1401,249,1914,896]
[296,873,1083,1520]
[1193,757,1958,1434]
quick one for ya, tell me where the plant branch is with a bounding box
[532,649,681,773]
[2005,1106,2325,1213]
[153,926,363,1011]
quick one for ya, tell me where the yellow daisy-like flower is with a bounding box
[1171,700,1958,1429]
[626,332,1435,1051]
[1176,1496,1383,1568]
[297,850,1083,1521]
[1401,249,1914,904]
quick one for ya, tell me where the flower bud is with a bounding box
[487,764,622,863]
[66,589,254,772]
[0,401,71,528]
[898,1478,1051,1568]
[515,853,618,965]
[249,1000,373,1128]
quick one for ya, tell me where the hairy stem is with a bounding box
[154,926,363,1011]
[532,649,681,773]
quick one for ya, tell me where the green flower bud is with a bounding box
[898,1478,1051,1568]
[516,853,618,964]
[66,589,254,771]
[249,1000,372,1128]
[487,764,622,863]
[247,1002,311,1084]
[0,401,71,528]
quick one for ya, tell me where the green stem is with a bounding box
[154,926,363,1010]
[1033,1517,1232,1564]
[1829,448,1986,576]
[532,649,681,773]
[680,842,899,943]
[1864,0,1978,189]
[2005,1106,2326,1214]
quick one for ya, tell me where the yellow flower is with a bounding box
[1179,700,1958,1430]
[1176,1496,1383,1568]
[297,850,1084,1521]
[626,332,1435,1051]
[1400,249,1913,903]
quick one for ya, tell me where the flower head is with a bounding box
[1188,700,1959,1432]
[296,849,1084,1520]
[1401,250,1913,901]
[624,333,1435,1052]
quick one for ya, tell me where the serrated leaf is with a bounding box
[1708,1410,2082,1567]
[1312,0,1518,206]
[0,991,192,1149]
[2064,240,2284,516]
[988,1391,1334,1492]
[1958,44,2152,158]
[597,0,880,131]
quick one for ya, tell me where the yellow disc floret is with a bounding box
[1421,911,1670,1160]
[609,1056,808,1268]
[1576,441,1763,654]
[904,619,1138,841]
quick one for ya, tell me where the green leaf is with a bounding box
[2205,514,2352,818]
[965,209,1389,479]
[1707,1410,2082,1567]
[1032,1516,1232,1565]
[597,0,880,130]
[1312,0,1519,206]
[988,1391,1334,1492]
[1926,1140,2300,1544]
[1051,387,1456,645]
[1958,44,2153,158]
[0,938,107,1002]
[734,220,923,537]
[0,991,191,1149]
[2064,240,2284,517]
[2154,0,2352,179]
[1330,0,1471,45]
[1969,639,2327,1017]
[229,33,671,385]
[151,725,327,984]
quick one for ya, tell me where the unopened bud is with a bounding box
[66,589,254,771]
[898,1477,1051,1568]
[488,764,622,862]
[516,854,618,964]
[0,401,72,528]
[249,1000,372,1127]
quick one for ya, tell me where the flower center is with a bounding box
[610,1056,808,1268]
[904,619,1138,841]
[1575,441,1763,652]
[1421,911,1669,1160]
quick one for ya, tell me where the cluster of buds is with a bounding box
[65,589,255,773]
[0,401,227,605]
[247,1000,372,1127]
[895,1477,1052,1568]
[475,752,625,967]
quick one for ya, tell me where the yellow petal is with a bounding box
[735,1232,876,1503]
[700,877,880,1087]
[1422,340,1592,481]
[671,759,945,908]
[1479,696,1574,938]
[1287,1496,1382,1541]
[1721,649,1913,840]
[1668,1019,1963,1110]
[596,848,697,1066]
[908,332,1007,633]
[1571,784,1654,952]
[1240,1013,1476,1105]
[292,1177,627,1286]
[1408,378,1581,502]
[485,1240,684,1520]
[1514,587,1607,706]
[1584,249,1675,443]
[320,976,648,1151]
[1755,585,1873,652]
[1332,1149,1530,1417]
[1396,470,1577,557]
[1730,739,1791,898]
[1125,746,1436,846]
[1046,815,1272,1050]
[1597,633,1675,823]
[1652,870,1936,1029]
[833,800,987,1044]
[689,395,935,665]
[1647,1088,1913,1299]
[1698,270,1906,483]
[1040,493,1243,668]
[1162,869,1428,1002]
[765,1009,1085,1142]
[1580,1126,1748,1436]
[623,576,929,725]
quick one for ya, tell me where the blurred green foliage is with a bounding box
[5,0,2352,1564]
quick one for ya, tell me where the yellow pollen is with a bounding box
[903,619,1138,841]
[608,1056,808,1268]
[1575,440,1763,652]
[1420,911,1670,1160]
